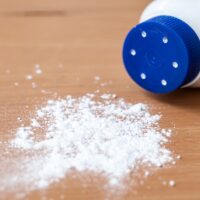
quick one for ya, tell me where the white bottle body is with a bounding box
[140,0,200,87]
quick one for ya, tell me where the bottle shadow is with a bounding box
[145,88,200,113]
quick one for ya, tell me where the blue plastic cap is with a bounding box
[123,15,200,94]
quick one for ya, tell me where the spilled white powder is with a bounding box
[26,75,33,80]
[0,93,174,195]
[100,93,117,100]
[94,76,101,81]
[25,64,42,82]
[35,69,42,75]
[35,64,42,75]
[169,180,176,187]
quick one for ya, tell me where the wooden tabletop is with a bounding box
[0,0,200,199]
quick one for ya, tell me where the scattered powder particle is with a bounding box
[35,69,42,75]
[94,76,101,81]
[31,119,40,128]
[169,180,176,187]
[35,64,42,75]
[95,90,100,94]
[17,117,22,121]
[100,93,117,100]
[144,171,150,177]
[14,82,19,86]
[86,93,95,98]
[40,89,53,95]
[172,161,176,165]
[26,75,33,80]
[37,110,45,118]
[100,81,112,87]
[112,94,117,99]
[0,93,174,196]
[161,129,172,138]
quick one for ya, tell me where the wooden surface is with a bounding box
[0,0,200,199]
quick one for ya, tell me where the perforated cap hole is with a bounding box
[130,49,136,56]
[172,62,179,68]
[161,79,167,86]
[140,73,146,80]
[141,31,147,38]
[162,37,168,44]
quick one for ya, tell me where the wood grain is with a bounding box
[0,0,199,199]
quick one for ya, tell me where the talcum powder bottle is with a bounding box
[123,0,200,94]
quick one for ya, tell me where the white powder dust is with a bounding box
[26,75,33,80]
[25,64,42,82]
[35,64,42,75]
[94,76,101,81]
[169,180,176,187]
[0,93,174,196]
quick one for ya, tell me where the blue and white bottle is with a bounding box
[123,0,200,94]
